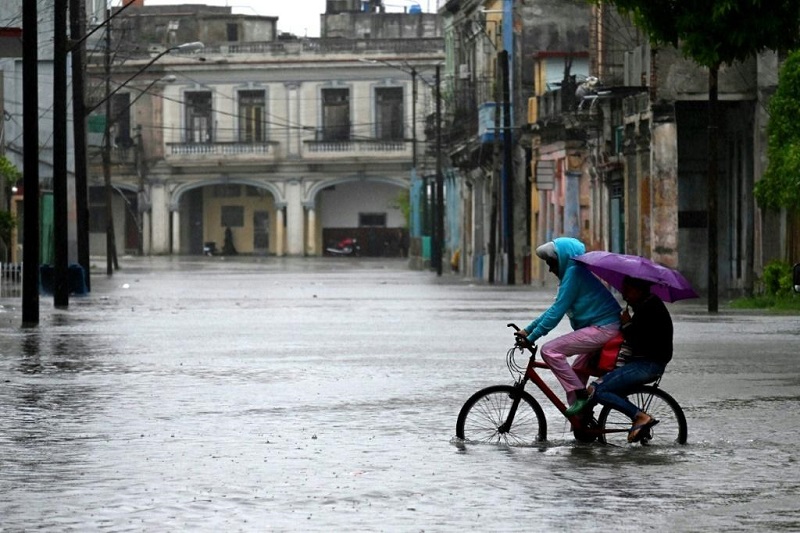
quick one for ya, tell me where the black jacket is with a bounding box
[622,294,673,365]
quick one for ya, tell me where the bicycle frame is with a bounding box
[505,348,630,439]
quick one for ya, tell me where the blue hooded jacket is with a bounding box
[525,238,621,343]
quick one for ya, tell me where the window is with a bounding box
[321,88,350,141]
[359,213,386,227]
[185,91,213,143]
[238,90,265,143]
[375,87,404,141]
[110,93,132,147]
[227,23,239,42]
[221,205,244,227]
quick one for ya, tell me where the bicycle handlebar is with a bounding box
[507,323,535,353]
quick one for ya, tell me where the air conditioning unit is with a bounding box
[458,63,471,80]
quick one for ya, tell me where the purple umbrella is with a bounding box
[572,251,699,302]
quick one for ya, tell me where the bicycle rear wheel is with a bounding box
[597,385,687,446]
[456,385,547,446]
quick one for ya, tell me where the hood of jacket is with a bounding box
[553,237,586,280]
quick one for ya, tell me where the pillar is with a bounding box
[305,204,317,256]
[285,180,304,255]
[149,180,170,254]
[171,209,180,254]
[275,203,285,256]
[651,120,679,267]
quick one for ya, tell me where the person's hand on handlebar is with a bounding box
[514,330,533,348]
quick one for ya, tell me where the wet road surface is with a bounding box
[1,257,799,531]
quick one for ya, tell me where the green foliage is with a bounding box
[755,49,800,212]
[729,260,799,311]
[729,294,800,312]
[594,0,800,68]
[0,210,16,245]
[0,155,21,186]
[762,260,794,297]
[391,189,410,227]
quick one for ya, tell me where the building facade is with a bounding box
[86,1,444,258]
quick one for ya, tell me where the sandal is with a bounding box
[628,418,659,443]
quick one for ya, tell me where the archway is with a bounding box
[307,175,409,257]
[171,178,284,255]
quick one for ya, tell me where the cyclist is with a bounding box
[587,275,673,442]
[515,237,621,416]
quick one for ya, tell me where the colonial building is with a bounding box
[441,0,794,297]
[86,1,444,258]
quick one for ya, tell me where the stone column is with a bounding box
[275,204,286,256]
[305,204,316,256]
[285,179,304,255]
[171,209,180,254]
[149,180,170,254]
[564,170,581,238]
[142,210,151,255]
[651,119,679,267]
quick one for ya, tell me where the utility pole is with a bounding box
[53,0,69,307]
[103,8,119,276]
[434,65,443,276]
[22,0,40,325]
[70,0,91,291]
[411,68,417,169]
[489,53,501,284]
[500,50,515,285]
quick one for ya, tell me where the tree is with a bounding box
[755,49,800,213]
[0,154,21,189]
[0,155,21,262]
[593,0,800,312]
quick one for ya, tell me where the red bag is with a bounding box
[589,332,624,376]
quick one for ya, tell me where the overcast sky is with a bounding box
[135,1,439,38]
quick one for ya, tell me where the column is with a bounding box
[651,119,679,267]
[275,204,285,256]
[149,180,170,254]
[305,204,317,256]
[142,211,151,255]
[564,170,581,237]
[171,209,180,254]
[285,180,304,255]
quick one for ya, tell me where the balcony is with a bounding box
[165,141,278,165]
[302,139,410,159]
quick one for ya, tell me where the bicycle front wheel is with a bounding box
[597,385,687,446]
[456,385,547,446]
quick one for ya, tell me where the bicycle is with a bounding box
[455,324,688,447]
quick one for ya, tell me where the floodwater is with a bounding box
[1,257,799,532]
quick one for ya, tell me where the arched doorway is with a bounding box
[172,180,282,256]
[310,176,409,257]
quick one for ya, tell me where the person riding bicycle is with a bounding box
[585,275,673,442]
[515,238,621,416]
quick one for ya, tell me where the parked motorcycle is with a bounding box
[326,237,360,256]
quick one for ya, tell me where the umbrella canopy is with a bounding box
[572,251,699,303]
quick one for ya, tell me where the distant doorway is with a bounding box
[253,210,270,254]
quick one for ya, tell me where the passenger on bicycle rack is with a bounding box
[584,275,674,442]
[515,238,621,417]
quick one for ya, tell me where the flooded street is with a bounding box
[1,257,799,531]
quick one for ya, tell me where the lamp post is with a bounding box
[91,30,203,276]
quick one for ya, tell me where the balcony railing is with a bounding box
[167,142,276,157]
[303,139,409,156]
[163,142,280,166]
